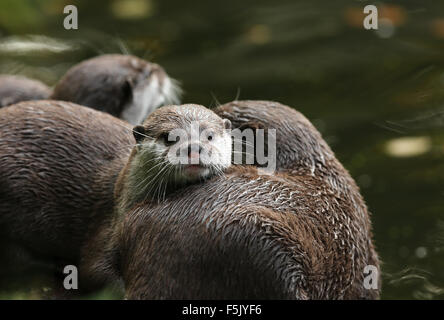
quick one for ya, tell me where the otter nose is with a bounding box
[188,143,202,163]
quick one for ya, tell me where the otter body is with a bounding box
[0,100,231,292]
[51,54,181,124]
[0,55,180,124]
[0,99,379,299]
[0,100,133,289]
[104,101,380,299]
[0,75,51,107]
[119,165,374,299]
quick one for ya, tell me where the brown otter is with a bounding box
[0,55,180,123]
[0,99,379,299]
[88,101,380,299]
[0,100,231,293]
[116,104,232,209]
[0,75,51,107]
[51,54,181,124]
[0,100,133,292]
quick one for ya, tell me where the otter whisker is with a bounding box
[115,144,141,153]
[133,162,166,190]
[154,166,170,203]
[142,162,171,203]
[210,92,221,109]
[232,139,255,148]
[161,166,175,202]
[234,87,241,101]
[132,156,168,187]
[153,165,172,203]
[141,155,165,168]
[134,158,169,189]
[112,121,152,140]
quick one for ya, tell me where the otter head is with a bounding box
[215,100,335,173]
[122,104,232,205]
[51,54,181,125]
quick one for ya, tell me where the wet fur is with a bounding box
[0,100,133,291]
[110,101,380,299]
[116,104,232,210]
[0,99,379,299]
[0,75,51,107]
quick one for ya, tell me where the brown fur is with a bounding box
[115,104,231,209]
[51,54,170,119]
[105,101,380,299]
[0,75,51,107]
[0,99,379,299]
[0,100,133,290]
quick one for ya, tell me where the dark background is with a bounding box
[1,0,443,299]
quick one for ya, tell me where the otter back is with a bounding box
[0,75,51,108]
[111,100,380,299]
[0,100,133,263]
[119,166,378,299]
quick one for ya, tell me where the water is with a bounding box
[0,0,443,299]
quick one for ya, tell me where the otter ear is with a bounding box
[121,78,134,102]
[133,125,146,144]
[223,119,231,130]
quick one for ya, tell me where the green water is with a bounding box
[1,0,443,299]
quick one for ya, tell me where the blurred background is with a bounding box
[0,0,443,299]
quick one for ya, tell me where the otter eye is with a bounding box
[160,132,179,146]
[207,132,214,141]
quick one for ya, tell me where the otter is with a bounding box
[0,55,180,124]
[0,100,133,292]
[0,75,51,107]
[0,100,231,293]
[115,104,232,209]
[87,101,380,299]
[51,54,181,124]
[0,99,379,299]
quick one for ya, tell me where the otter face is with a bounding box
[121,63,182,125]
[128,104,231,202]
